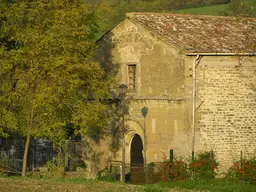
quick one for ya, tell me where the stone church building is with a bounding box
[85,13,256,175]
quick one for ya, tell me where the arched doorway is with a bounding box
[130,134,145,183]
[130,134,144,166]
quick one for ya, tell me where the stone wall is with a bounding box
[123,99,192,164]
[195,56,256,170]
[98,18,185,97]
[95,18,193,171]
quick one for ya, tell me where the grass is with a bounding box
[0,175,198,192]
[174,0,256,17]
[0,176,143,192]
[1,174,256,192]
[149,179,256,192]
[174,4,231,16]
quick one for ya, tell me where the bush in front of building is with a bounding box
[158,151,219,181]
[158,158,189,181]
[226,157,256,184]
[96,168,120,181]
[189,151,219,180]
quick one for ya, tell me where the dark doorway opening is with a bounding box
[130,134,144,184]
[130,134,144,166]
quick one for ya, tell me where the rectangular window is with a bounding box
[128,64,136,90]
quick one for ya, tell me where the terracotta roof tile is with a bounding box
[128,13,256,53]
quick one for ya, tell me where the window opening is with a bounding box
[128,64,136,90]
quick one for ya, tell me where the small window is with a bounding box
[128,64,136,90]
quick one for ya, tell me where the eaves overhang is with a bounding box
[186,52,256,56]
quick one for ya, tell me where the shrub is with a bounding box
[0,152,8,172]
[189,151,219,180]
[0,152,11,176]
[226,158,256,184]
[46,157,65,178]
[96,168,120,181]
[158,158,189,181]
[158,151,219,182]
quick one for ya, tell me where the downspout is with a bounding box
[192,55,201,161]
[188,52,255,160]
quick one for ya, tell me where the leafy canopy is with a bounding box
[0,0,110,144]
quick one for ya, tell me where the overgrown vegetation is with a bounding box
[159,159,189,181]
[158,151,218,181]
[226,157,256,184]
[153,152,256,192]
[96,168,120,181]
[190,151,218,180]
[2,154,256,192]
[0,152,8,173]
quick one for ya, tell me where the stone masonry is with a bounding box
[195,56,256,170]
[90,13,256,175]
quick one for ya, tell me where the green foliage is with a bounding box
[158,158,189,181]
[229,0,255,17]
[0,152,8,173]
[226,157,256,184]
[167,0,228,10]
[0,0,111,175]
[96,168,120,181]
[175,3,231,15]
[0,0,110,139]
[158,179,256,192]
[178,0,256,17]
[190,151,219,180]
[46,157,63,172]
[0,1,18,137]
[158,151,219,182]
[46,156,66,178]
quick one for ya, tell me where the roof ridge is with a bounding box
[126,12,256,53]
[126,12,256,20]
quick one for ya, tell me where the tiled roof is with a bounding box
[127,13,256,53]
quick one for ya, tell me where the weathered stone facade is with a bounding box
[95,18,192,170]
[195,56,256,169]
[86,13,256,174]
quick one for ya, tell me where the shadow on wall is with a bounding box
[96,31,119,77]
[81,101,127,174]
[98,30,143,157]
[82,31,128,173]
[82,138,104,174]
[83,30,148,173]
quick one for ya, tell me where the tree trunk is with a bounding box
[22,106,34,177]
[22,134,31,176]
